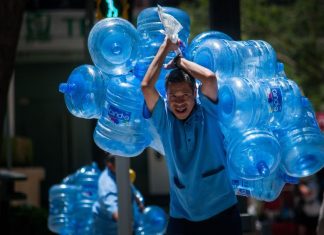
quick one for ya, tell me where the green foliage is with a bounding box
[180,0,209,41]
[241,0,324,110]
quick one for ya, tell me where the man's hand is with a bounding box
[164,36,179,52]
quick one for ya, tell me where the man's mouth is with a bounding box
[175,106,187,113]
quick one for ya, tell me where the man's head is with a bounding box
[104,153,116,172]
[165,68,197,120]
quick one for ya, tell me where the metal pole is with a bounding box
[6,73,15,169]
[116,157,133,235]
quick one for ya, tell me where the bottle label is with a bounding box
[107,104,131,124]
[237,188,251,197]
[231,179,240,188]
[268,87,282,112]
[306,111,319,128]
[231,179,251,188]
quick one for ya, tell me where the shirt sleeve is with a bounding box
[198,87,219,118]
[97,170,118,219]
[100,192,118,218]
[143,96,167,132]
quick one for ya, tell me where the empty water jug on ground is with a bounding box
[135,206,168,235]
[48,184,80,234]
[73,162,100,234]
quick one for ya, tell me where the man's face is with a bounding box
[167,82,196,120]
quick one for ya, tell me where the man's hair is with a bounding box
[104,152,116,165]
[165,68,196,92]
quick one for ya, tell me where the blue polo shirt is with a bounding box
[145,90,237,221]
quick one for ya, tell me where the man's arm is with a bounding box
[141,37,178,111]
[112,211,118,221]
[171,57,218,102]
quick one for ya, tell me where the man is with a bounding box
[141,36,242,235]
[92,154,144,235]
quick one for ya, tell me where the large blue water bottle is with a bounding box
[230,167,299,201]
[259,77,303,130]
[188,37,277,79]
[135,206,168,235]
[217,76,268,132]
[74,162,101,234]
[188,37,235,77]
[135,6,190,97]
[58,65,105,119]
[93,72,151,157]
[276,97,324,177]
[136,6,190,59]
[88,17,140,75]
[187,31,232,71]
[226,128,281,180]
[218,76,303,132]
[239,40,277,79]
[48,184,80,234]
[188,31,233,53]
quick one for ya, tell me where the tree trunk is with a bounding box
[209,0,241,40]
[0,0,27,157]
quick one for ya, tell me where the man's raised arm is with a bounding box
[141,37,178,111]
[171,57,218,102]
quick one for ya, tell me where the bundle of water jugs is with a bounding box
[58,5,324,205]
[48,162,167,235]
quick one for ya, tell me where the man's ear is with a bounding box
[194,87,197,97]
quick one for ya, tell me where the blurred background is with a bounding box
[0,0,323,234]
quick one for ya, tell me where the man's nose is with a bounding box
[175,96,185,102]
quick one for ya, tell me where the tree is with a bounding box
[241,0,324,110]
[180,0,209,40]
[0,1,27,158]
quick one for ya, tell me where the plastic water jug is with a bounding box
[48,184,80,234]
[73,163,100,234]
[135,206,167,235]
[226,128,281,180]
[276,97,324,177]
[88,17,140,75]
[218,76,303,131]
[188,38,277,79]
[217,76,268,132]
[59,65,105,119]
[230,167,299,201]
[93,72,150,157]
[136,6,190,97]
[259,77,303,130]
[137,6,190,60]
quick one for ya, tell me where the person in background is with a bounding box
[317,192,324,235]
[141,36,242,235]
[295,175,321,235]
[92,153,144,235]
